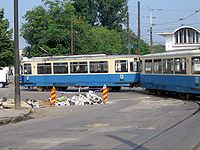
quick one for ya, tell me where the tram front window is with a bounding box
[24,64,32,74]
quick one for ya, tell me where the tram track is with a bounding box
[133,100,200,150]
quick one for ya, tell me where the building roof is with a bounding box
[157,26,200,37]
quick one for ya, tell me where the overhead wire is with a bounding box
[155,8,200,26]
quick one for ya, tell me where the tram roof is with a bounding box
[21,54,140,62]
[141,49,200,58]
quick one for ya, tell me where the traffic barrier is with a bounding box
[102,84,108,104]
[51,86,57,105]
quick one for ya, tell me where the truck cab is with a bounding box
[0,68,9,88]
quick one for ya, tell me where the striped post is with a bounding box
[102,84,108,104]
[51,86,57,105]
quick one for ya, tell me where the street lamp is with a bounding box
[14,0,21,108]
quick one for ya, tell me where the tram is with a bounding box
[20,54,141,91]
[140,49,200,99]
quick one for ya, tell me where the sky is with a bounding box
[0,0,200,49]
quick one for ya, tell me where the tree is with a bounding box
[98,0,128,30]
[21,0,129,57]
[21,1,76,56]
[21,0,156,57]
[73,0,98,25]
[79,26,125,54]
[0,9,13,67]
[73,0,128,30]
[152,44,165,53]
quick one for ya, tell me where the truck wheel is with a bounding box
[0,83,5,88]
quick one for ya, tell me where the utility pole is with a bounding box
[127,10,131,54]
[137,0,141,55]
[149,7,153,53]
[70,20,74,54]
[14,0,21,108]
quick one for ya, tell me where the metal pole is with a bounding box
[127,11,131,54]
[137,0,141,55]
[149,7,153,53]
[14,0,21,108]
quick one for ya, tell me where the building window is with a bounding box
[90,61,108,73]
[37,63,52,74]
[53,63,68,74]
[184,29,187,43]
[70,62,88,73]
[175,28,199,44]
[115,60,128,72]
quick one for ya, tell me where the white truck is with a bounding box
[0,68,9,88]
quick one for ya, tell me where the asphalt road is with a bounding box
[0,80,200,150]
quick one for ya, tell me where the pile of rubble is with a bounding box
[0,97,34,109]
[55,91,104,106]
[0,91,103,109]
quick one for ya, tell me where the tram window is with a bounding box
[37,63,52,74]
[53,63,68,74]
[24,64,32,74]
[115,60,128,72]
[90,61,108,73]
[153,59,162,74]
[174,58,186,74]
[70,62,88,73]
[163,59,173,74]
[145,59,152,73]
[130,61,140,72]
[192,57,200,74]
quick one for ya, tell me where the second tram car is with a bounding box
[20,54,140,91]
[140,49,200,99]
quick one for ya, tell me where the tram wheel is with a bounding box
[144,89,151,95]
[37,87,44,92]
[156,90,162,96]
[185,94,194,100]
[112,86,121,92]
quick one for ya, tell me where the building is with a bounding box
[157,26,200,51]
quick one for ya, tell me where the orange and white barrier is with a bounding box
[102,84,108,104]
[51,86,57,105]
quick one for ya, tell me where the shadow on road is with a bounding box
[106,134,149,150]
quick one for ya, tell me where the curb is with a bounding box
[0,108,33,126]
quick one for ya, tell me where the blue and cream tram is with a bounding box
[20,54,140,91]
[140,49,200,98]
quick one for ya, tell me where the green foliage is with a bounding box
[73,0,128,30]
[21,1,76,56]
[73,0,98,25]
[21,0,159,57]
[152,44,165,53]
[98,0,128,30]
[0,9,13,67]
[83,27,125,54]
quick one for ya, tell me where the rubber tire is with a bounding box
[0,83,5,88]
